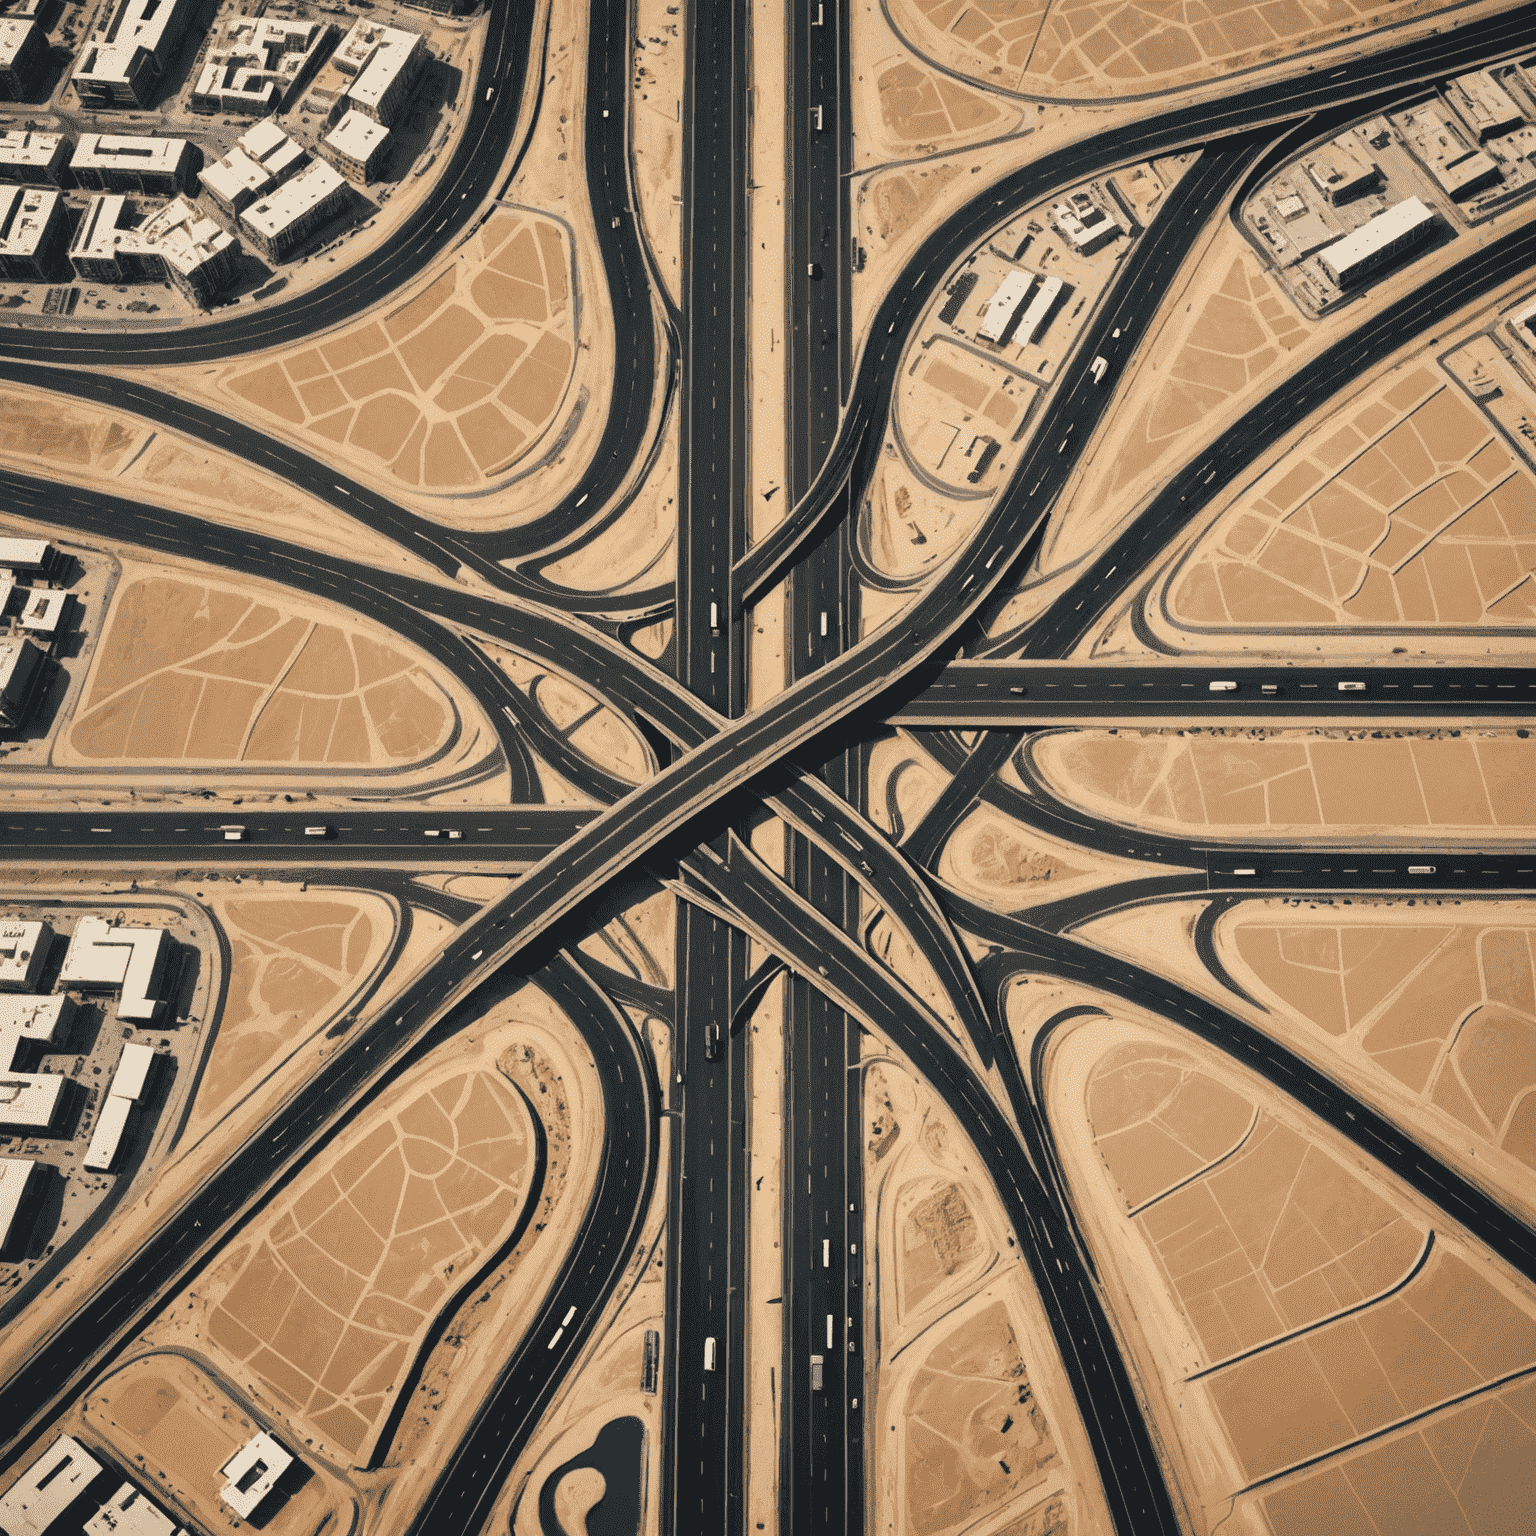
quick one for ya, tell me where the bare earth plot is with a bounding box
[886,0,1465,97]
[62,571,459,769]
[1226,909,1536,1175]
[873,58,1009,149]
[1167,367,1536,632]
[1029,728,1536,836]
[224,211,575,493]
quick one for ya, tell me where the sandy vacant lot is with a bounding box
[1030,729,1536,835]
[1170,367,1536,629]
[81,1353,353,1536]
[875,57,1007,145]
[1229,912,1536,1175]
[198,1060,535,1461]
[888,0,1460,97]
[65,573,454,768]
[183,893,393,1146]
[225,210,575,492]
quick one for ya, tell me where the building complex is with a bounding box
[240,156,347,261]
[0,184,66,280]
[0,127,68,186]
[70,133,197,196]
[200,117,305,218]
[71,0,199,109]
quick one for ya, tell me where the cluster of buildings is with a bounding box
[969,268,1065,350]
[72,0,202,110]
[0,538,66,730]
[0,1427,299,1534]
[190,13,334,118]
[202,116,348,260]
[1049,189,1124,256]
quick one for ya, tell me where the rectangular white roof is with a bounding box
[0,128,66,169]
[59,916,169,1020]
[72,134,188,175]
[0,537,54,568]
[0,920,49,990]
[242,158,345,240]
[0,17,37,67]
[220,1431,293,1519]
[326,109,388,162]
[1322,197,1436,272]
[0,185,60,259]
[0,1157,33,1253]
[0,993,70,1041]
[18,590,66,633]
[84,1481,178,1536]
[84,1092,133,1172]
[109,1041,156,1102]
[976,269,1033,342]
[1016,272,1064,345]
[239,116,290,164]
[0,1435,103,1536]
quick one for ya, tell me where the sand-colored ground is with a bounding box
[937,806,1095,910]
[862,448,984,582]
[63,570,455,769]
[79,1353,354,1536]
[1228,911,1536,1175]
[875,57,1009,148]
[182,893,395,1148]
[1050,1012,1536,1531]
[630,0,684,313]
[886,0,1466,98]
[575,887,674,989]
[1169,365,1536,630]
[225,210,575,493]
[193,1055,535,1461]
[868,735,947,842]
[1029,728,1536,837]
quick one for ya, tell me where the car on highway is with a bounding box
[807,262,821,279]
[1338,680,1366,691]
[704,1337,717,1372]
[1208,680,1237,692]
[704,1022,721,1060]
[304,825,331,838]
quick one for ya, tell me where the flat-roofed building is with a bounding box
[1449,69,1524,141]
[84,1481,178,1536]
[307,17,423,127]
[190,15,332,116]
[70,193,238,306]
[17,588,66,635]
[71,0,199,108]
[70,193,153,282]
[975,269,1033,344]
[220,1432,293,1520]
[0,127,69,185]
[83,1092,132,1171]
[1301,132,1379,204]
[1398,103,1503,201]
[0,637,44,729]
[110,1041,156,1102]
[0,536,61,576]
[1320,196,1439,286]
[0,183,66,280]
[0,992,72,1132]
[0,17,46,101]
[0,993,72,1039]
[0,1435,104,1536]
[1051,190,1123,254]
[59,916,171,1021]
[240,157,347,262]
[71,133,196,195]
[0,1157,38,1258]
[1016,272,1064,345]
[323,108,389,183]
[200,117,306,218]
[0,920,51,991]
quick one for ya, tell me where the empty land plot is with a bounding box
[875,58,1006,143]
[1170,370,1536,629]
[1088,1041,1424,1364]
[1229,914,1536,1174]
[1252,1374,1536,1536]
[900,1297,1060,1536]
[1030,729,1536,835]
[184,894,392,1144]
[938,808,1089,905]
[82,1354,351,1536]
[860,164,965,247]
[67,574,453,767]
[862,454,980,579]
[898,341,1032,489]
[225,211,575,491]
[890,0,1456,96]
[201,1065,535,1460]
[897,1179,988,1315]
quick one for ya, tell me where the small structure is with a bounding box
[0,537,62,577]
[59,916,171,1021]
[1051,190,1123,254]
[975,269,1033,344]
[323,109,389,184]
[1448,69,1524,141]
[200,118,306,219]
[0,127,70,185]
[0,184,67,281]
[1319,197,1439,287]
[1300,132,1379,204]
[240,157,348,262]
[0,637,43,729]
[83,1040,158,1172]
[0,920,50,991]
[71,0,199,109]
[70,133,196,196]
[18,588,68,636]
[0,1435,104,1536]
[219,1431,293,1521]
[84,1482,178,1536]
[0,994,73,1132]
[0,1156,38,1258]
[0,17,47,102]
[936,269,976,326]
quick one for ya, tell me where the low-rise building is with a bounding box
[0,183,67,280]
[220,1432,293,1520]
[71,0,199,108]
[0,1435,104,1536]
[1398,104,1503,201]
[305,17,424,127]
[1051,190,1123,254]
[1015,272,1064,346]
[1319,196,1439,286]
[323,109,389,184]
[0,537,62,576]
[18,588,68,636]
[0,920,51,990]
[84,1482,178,1536]
[240,157,348,262]
[0,17,46,101]
[1449,68,1524,141]
[0,993,73,1132]
[71,193,239,307]
[83,1039,158,1172]
[189,14,333,117]
[71,133,196,195]
[1300,132,1379,204]
[0,1156,38,1259]
[975,269,1033,344]
[200,117,306,219]
[0,636,44,729]
[0,127,69,186]
[59,916,171,1021]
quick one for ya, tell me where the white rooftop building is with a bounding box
[0,919,50,991]
[200,118,307,218]
[190,15,332,116]
[0,127,69,185]
[1449,68,1524,141]
[83,1094,132,1173]
[0,1156,37,1257]
[240,157,348,262]
[1051,191,1123,254]
[1319,196,1439,287]
[0,1435,103,1536]
[71,0,199,109]
[0,636,44,730]
[58,916,171,1021]
[0,537,59,575]
[219,1432,293,1520]
[84,1482,179,1536]
[323,109,389,183]
[18,588,67,636]
[975,269,1034,344]
[0,993,72,1132]
[318,18,425,127]
[1015,272,1065,346]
